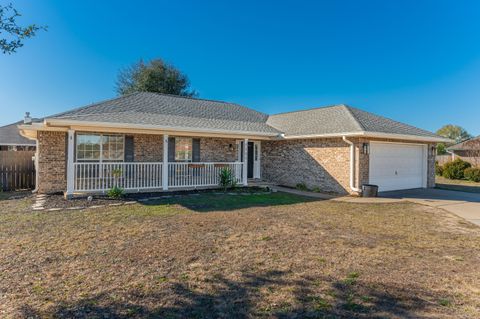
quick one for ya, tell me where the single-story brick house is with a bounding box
[447,136,480,167]
[18,92,450,197]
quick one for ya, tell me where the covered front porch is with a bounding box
[66,131,261,196]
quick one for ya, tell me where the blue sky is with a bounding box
[1,0,479,135]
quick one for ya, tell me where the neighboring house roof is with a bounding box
[267,104,441,139]
[0,121,36,146]
[49,92,280,135]
[447,136,480,151]
[21,92,447,141]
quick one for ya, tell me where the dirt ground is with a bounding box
[1,192,479,318]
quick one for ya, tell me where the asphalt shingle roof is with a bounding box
[447,136,480,151]
[267,105,439,138]
[51,92,280,134]
[46,93,440,139]
[0,121,36,146]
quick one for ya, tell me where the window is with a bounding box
[76,134,124,161]
[175,137,192,162]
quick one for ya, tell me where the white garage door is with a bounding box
[369,142,426,192]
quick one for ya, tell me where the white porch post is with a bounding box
[162,134,169,190]
[65,129,75,199]
[243,138,248,186]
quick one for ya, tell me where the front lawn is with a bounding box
[436,176,480,193]
[1,193,479,318]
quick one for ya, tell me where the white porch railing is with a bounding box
[168,162,243,188]
[73,161,244,193]
[74,162,163,192]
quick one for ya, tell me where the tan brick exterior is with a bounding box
[36,132,239,194]
[133,134,163,162]
[261,138,353,194]
[261,137,436,195]
[36,129,436,195]
[199,138,237,162]
[37,131,67,193]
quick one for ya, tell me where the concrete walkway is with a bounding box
[379,188,480,226]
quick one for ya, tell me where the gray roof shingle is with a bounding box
[45,93,441,140]
[267,104,439,138]
[51,92,280,134]
[0,121,36,146]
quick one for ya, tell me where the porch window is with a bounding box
[76,133,124,161]
[175,137,192,162]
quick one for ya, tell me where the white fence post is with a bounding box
[65,129,75,199]
[243,138,248,186]
[162,134,169,190]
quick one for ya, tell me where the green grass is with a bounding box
[143,192,316,212]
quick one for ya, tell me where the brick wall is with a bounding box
[261,138,352,194]
[199,138,237,162]
[133,134,163,162]
[37,131,67,193]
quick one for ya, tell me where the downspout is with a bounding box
[342,136,361,193]
[32,138,39,193]
[446,149,455,161]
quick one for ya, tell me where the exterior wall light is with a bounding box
[362,143,369,155]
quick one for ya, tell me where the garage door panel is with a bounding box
[369,143,425,192]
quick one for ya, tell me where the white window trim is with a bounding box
[75,133,125,162]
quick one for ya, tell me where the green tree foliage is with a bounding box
[436,125,472,144]
[116,58,197,97]
[0,3,46,54]
[436,143,447,155]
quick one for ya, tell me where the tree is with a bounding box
[436,125,472,143]
[436,143,447,155]
[0,3,46,54]
[436,125,472,155]
[116,59,197,97]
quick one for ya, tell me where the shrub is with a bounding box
[296,183,308,191]
[442,159,471,180]
[218,167,236,191]
[312,186,321,193]
[435,162,443,176]
[107,186,125,199]
[464,167,480,182]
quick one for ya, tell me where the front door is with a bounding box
[238,141,260,179]
[247,142,254,178]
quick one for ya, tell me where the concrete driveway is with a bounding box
[380,188,480,226]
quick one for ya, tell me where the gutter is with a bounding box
[342,136,361,193]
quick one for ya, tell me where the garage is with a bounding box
[369,142,427,192]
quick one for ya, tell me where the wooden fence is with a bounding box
[0,151,35,191]
[436,154,453,165]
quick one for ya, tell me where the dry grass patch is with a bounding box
[1,192,479,318]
